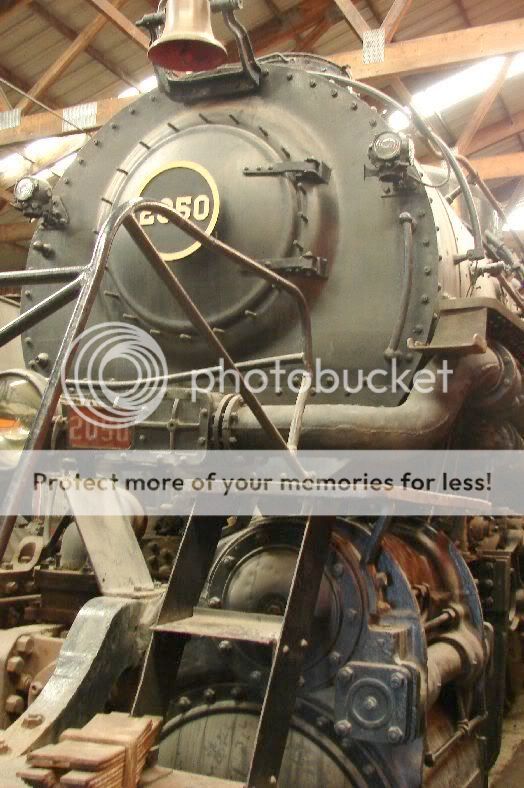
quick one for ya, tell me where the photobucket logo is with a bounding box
[192,358,453,400]
[61,323,168,429]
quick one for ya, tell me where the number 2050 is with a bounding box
[139,195,211,226]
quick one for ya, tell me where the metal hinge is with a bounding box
[243,158,331,184]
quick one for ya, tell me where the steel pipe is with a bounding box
[228,348,505,450]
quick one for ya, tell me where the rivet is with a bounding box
[208,596,221,609]
[111,123,118,130]
[421,295,429,304]
[331,89,338,98]
[351,101,358,110]
[218,640,232,654]
[310,80,317,88]
[282,644,290,654]
[129,107,136,115]
[287,73,293,81]
[423,239,430,247]
[178,696,191,709]
[417,210,426,218]
[390,672,405,689]
[338,666,354,684]
[204,688,216,703]
[94,139,101,147]
[370,118,377,127]
[424,266,431,275]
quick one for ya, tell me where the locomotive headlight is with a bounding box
[14,177,38,203]
[0,371,44,460]
[368,131,415,182]
[372,131,404,163]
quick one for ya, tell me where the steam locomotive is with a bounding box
[0,2,523,787]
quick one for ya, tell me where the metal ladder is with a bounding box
[132,511,333,788]
[0,197,314,559]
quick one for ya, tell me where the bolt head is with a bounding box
[337,667,354,685]
[218,640,232,654]
[387,726,403,743]
[208,597,221,609]
[16,635,34,655]
[6,656,24,674]
[390,672,404,689]
[22,713,44,729]
[5,694,25,715]
[334,720,352,738]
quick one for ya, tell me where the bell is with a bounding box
[148,0,228,73]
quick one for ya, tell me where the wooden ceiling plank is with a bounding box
[0,0,32,28]
[506,177,524,214]
[466,109,524,155]
[31,0,139,90]
[456,55,514,154]
[226,0,334,58]
[331,18,524,80]
[82,0,149,50]
[470,151,524,180]
[16,0,128,114]
[381,0,414,43]
[298,19,332,51]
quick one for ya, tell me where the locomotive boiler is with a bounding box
[0,2,523,787]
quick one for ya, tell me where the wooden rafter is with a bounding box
[382,0,414,43]
[16,0,128,114]
[332,1,370,39]
[0,96,135,148]
[31,0,139,91]
[333,1,415,110]
[467,109,524,156]
[455,55,514,154]
[470,152,524,181]
[82,0,149,50]
[331,18,524,80]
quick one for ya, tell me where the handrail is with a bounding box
[0,198,312,559]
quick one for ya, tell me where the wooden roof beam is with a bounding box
[16,0,128,114]
[0,96,134,148]
[470,152,524,180]
[331,18,524,80]
[456,55,514,154]
[82,0,149,50]
[31,0,140,91]
[382,0,414,43]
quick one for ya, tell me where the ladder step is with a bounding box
[154,608,282,646]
